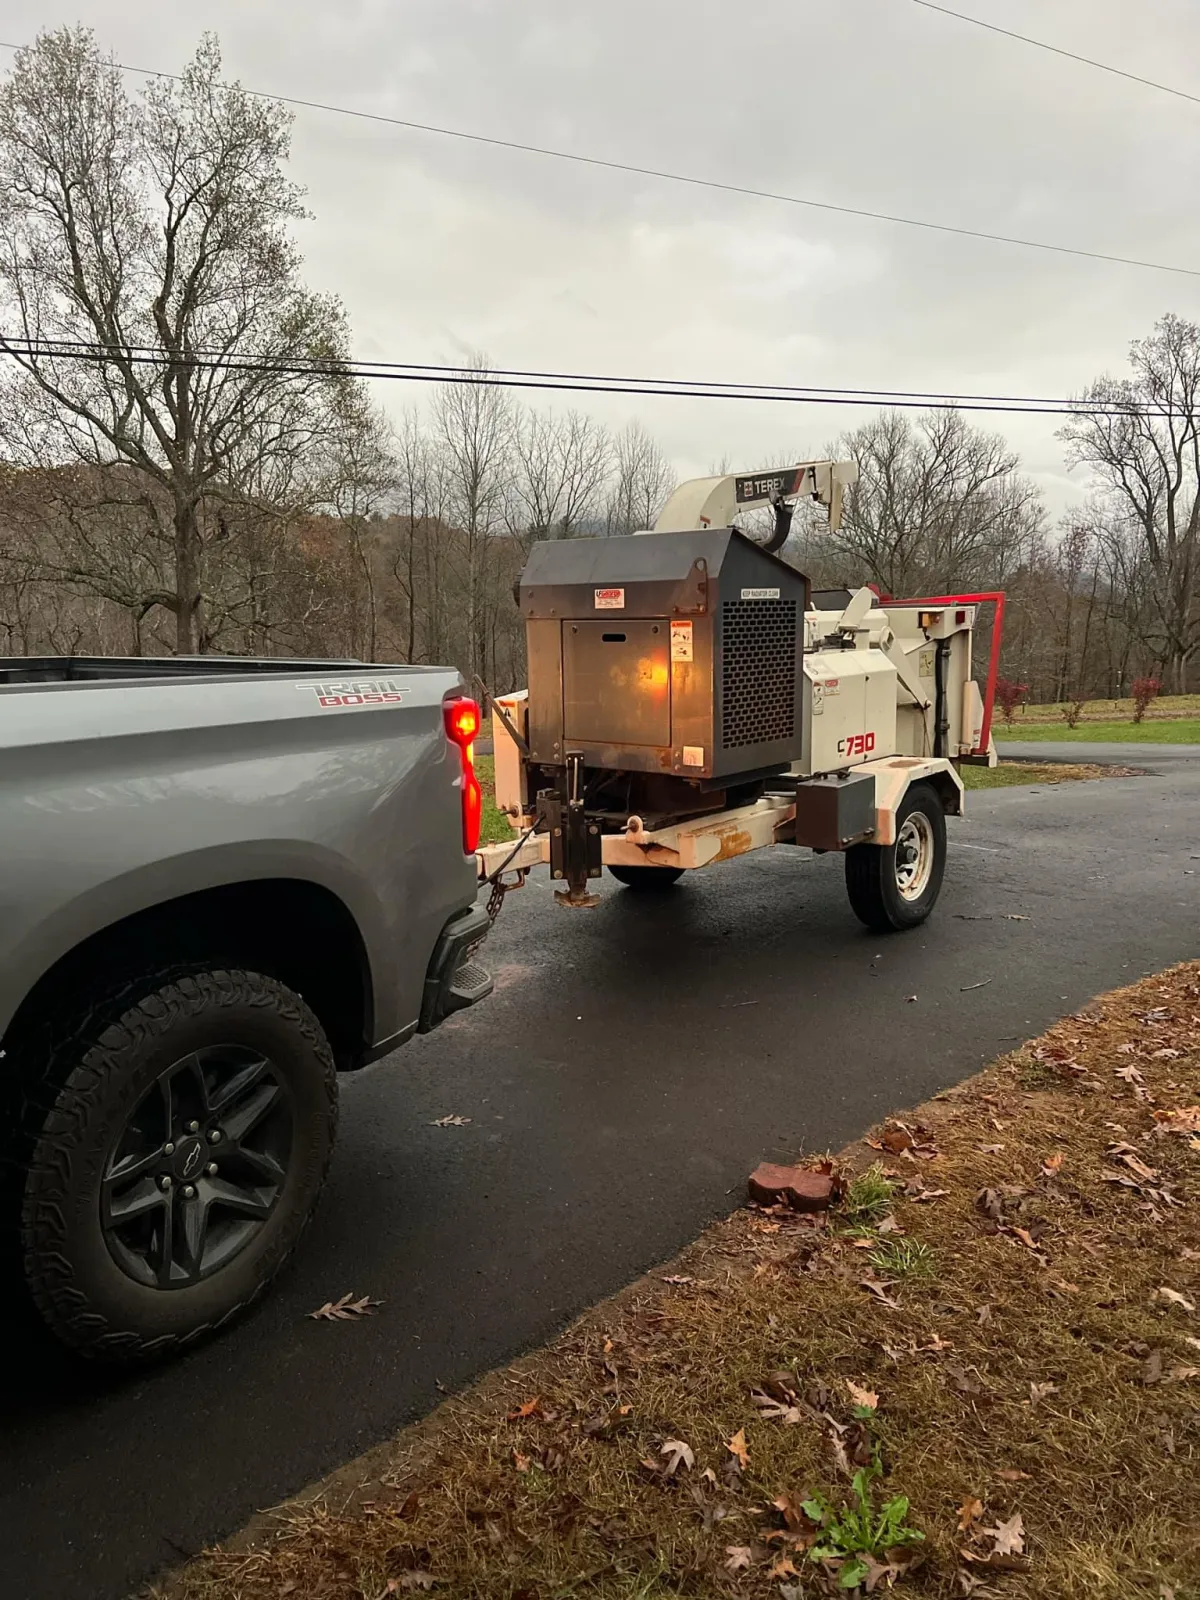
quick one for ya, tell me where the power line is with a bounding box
[0,330,1123,409]
[0,39,1197,281]
[0,334,1146,417]
[907,0,1200,108]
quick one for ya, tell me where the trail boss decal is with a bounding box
[837,732,876,757]
[594,587,625,610]
[298,679,407,709]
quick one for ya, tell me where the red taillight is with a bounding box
[445,697,483,853]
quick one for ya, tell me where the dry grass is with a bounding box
[958,762,1140,790]
[1014,694,1200,725]
[155,967,1200,1600]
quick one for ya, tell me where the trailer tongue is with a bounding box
[479,461,1001,931]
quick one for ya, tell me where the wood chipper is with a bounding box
[478,462,1003,931]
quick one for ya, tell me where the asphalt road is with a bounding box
[998,738,1200,766]
[4,764,1199,1600]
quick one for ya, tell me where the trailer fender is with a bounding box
[860,756,963,846]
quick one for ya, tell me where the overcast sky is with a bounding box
[2,0,1197,516]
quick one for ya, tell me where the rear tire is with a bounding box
[608,865,685,891]
[845,782,946,932]
[16,968,337,1363]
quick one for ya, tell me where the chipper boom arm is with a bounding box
[652,459,860,549]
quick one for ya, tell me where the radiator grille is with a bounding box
[721,598,797,749]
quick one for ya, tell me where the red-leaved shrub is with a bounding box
[994,678,1030,726]
[1131,676,1161,724]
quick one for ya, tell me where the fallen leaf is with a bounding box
[905,994,918,1003]
[308,1292,382,1321]
[1167,1365,1200,1383]
[975,1188,1005,1221]
[1152,1047,1181,1060]
[1154,1106,1200,1136]
[767,1554,800,1579]
[1028,1381,1059,1406]
[395,1574,436,1593]
[726,1428,750,1469]
[881,1126,914,1154]
[1185,1336,1200,1353]
[1156,1287,1197,1312]
[1115,1065,1145,1084]
[1040,1152,1064,1176]
[977,1143,1005,1155]
[1009,1226,1043,1252]
[507,1398,542,1420]
[982,1511,1025,1556]
[660,1438,695,1476]
[512,1450,532,1473]
[430,1114,471,1127]
[996,1469,1032,1482]
[724,1545,753,1574]
[1143,1348,1166,1386]
[751,1390,803,1424]
[860,1278,901,1309]
[846,1380,879,1410]
[957,1496,984,1532]
[1003,912,1030,920]
[661,1274,694,1285]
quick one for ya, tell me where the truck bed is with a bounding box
[0,655,448,685]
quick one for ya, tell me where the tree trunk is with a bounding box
[174,499,202,654]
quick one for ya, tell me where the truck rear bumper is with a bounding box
[417,900,493,1034]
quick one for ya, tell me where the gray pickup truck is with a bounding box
[0,656,492,1361]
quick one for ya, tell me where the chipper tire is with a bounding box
[845,782,946,933]
[608,865,686,891]
[14,968,337,1363]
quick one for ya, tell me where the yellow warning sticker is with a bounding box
[670,619,694,662]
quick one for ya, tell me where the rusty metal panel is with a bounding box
[526,618,563,763]
[562,620,671,748]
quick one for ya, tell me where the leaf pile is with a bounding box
[154,963,1200,1600]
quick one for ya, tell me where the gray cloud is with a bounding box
[1,0,1196,505]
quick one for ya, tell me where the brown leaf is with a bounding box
[512,1451,532,1473]
[1142,1348,1166,1386]
[983,1511,1025,1556]
[846,1380,879,1410]
[961,1549,1032,1574]
[1009,1226,1042,1252]
[957,1496,984,1532]
[860,1278,901,1309]
[507,1398,542,1420]
[430,1114,471,1127]
[1154,1106,1200,1135]
[975,1188,1005,1221]
[1114,1065,1145,1084]
[308,1292,383,1321]
[660,1438,695,1476]
[767,1554,800,1579]
[395,1574,436,1593]
[773,1491,815,1532]
[1167,1365,1200,1383]
[1040,1152,1064,1176]
[1028,1381,1058,1406]
[724,1545,753,1574]
[661,1274,694,1285]
[726,1428,750,1469]
[996,1468,1032,1482]
[881,1126,914,1154]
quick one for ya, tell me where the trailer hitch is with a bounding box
[546,751,602,908]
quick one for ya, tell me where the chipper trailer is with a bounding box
[477,461,1003,931]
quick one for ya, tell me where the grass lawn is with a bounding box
[1013,693,1200,727]
[473,754,514,846]
[158,963,1200,1600]
[996,718,1200,744]
[959,761,1138,789]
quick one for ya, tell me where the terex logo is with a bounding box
[298,679,407,709]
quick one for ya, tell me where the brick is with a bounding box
[748,1162,836,1212]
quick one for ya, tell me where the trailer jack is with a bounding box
[545,751,602,908]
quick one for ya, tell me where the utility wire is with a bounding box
[0,335,1147,417]
[907,0,1200,108]
[0,39,1196,281]
[0,330,1125,409]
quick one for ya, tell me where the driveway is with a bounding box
[997,738,1200,767]
[3,764,1198,1600]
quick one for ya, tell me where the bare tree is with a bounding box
[1060,314,1200,693]
[433,356,514,678]
[319,392,396,661]
[510,408,611,548]
[822,410,1042,597]
[0,28,357,653]
[606,419,676,535]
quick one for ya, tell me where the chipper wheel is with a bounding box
[845,782,946,932]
